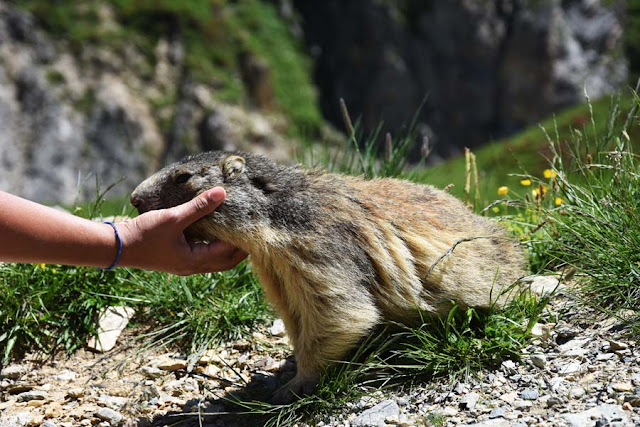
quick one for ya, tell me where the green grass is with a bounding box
[415,94,636,205]
[0,261,270,365]
[506,92,640,322]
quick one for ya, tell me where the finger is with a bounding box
[170,187,226,226]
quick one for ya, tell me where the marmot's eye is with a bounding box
[175,173,192,184]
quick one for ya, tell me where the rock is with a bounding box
[269,319,286,337]
[530,354,547,368]
[520,389,539,400]
[51,370,76,382]
[557,362,583,375]
[352,399,400,427]
[1,364,28,379]
[513,399,533,410]
[459,392,480,410]
[140,366,166,379]
[608,340,629,351]
[17,390,48,401]
[67,388,84,398]
[546,396,563,407]
[562,404,631,427]
[7,383,36,394]
[623,395,640,407]
[42,421,57,427]
[489,406,507,419]
[501,360,518,375]
[612,382,634,392]
[95,407,123,425]
[86,306,135,353]
[0,411,33,427]
[232,339,252,351]
[523,275,563,295]
[156,358,188,371]
[98,395,128,409]
[569,386,586,399]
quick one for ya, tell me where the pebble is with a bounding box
[156,358,187,371]
[95,407,123,425]
[17,390,48,402]
[352,399,400,427]
[269,318,287,337]
[530,354,547,368]
[1,365,29,380]
[489,406,506,419]
[612,382,634,392]
[520,389,539,400]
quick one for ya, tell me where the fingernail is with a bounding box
[208,187,226,202]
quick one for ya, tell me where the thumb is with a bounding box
[170,187,226,227]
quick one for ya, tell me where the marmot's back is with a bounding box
[131,151,527,402]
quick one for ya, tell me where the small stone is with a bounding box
[352,399,400,427]
[27,399,46,407]
[98,395,128,409]
[624,394,640,407]
[67,387,85,398]
[612,382,634,392]
[569,386,586,399]
[141,366,166,379]
[87,306,135,353]
[557,362,583,375]
[546,396,563,407]
[608,340,629,351]
[52,370,77,382]
[501,360,518,375]
[623,402,633,411]
[27,415,44,426]
[442,406,459,416]
[45,403,64,418]
[1,364,29,379]
[17,390,48,402]
[232,339,251,351]
[459,392,480,410]
[42,421,57,427]
[156,358,188,371]
[513,399,532,409]
[499,391,518,403]
[204,364,220,377]
[530,354,547,368]
[7,383,36,394]
[269,319,286,337]
[520,389,539,400]
[96,407,124,424]
[489,407,507,419]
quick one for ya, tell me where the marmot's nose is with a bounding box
[130,193,146,213]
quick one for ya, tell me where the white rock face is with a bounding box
[86,305,135,352]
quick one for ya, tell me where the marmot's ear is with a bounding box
[221,155,246,180]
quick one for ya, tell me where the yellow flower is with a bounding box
[555,197,563,206]
[492,206,500,213]
[497,186,509,196]
[532,188,540,198]
[38,263,46,269]
[543,169,557,179]
[520,179,532,186]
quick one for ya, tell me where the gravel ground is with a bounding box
[1,282,639,427]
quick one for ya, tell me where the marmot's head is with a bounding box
[131,151,276,240]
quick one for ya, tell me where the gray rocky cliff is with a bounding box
[294,0,627,159]
[0,3,293,204]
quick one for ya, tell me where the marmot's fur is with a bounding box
[131,151,527,402]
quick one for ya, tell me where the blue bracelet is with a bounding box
[103,222,123,271]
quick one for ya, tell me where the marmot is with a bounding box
[131,151,527,402]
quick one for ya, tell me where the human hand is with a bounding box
[117,187,247,275]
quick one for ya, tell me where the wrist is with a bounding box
[102,222,123,271]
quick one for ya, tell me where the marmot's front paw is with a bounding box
[271,375,317,404]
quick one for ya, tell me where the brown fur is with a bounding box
[131,151,527,402]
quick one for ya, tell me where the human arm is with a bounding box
[0,188,247,274]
